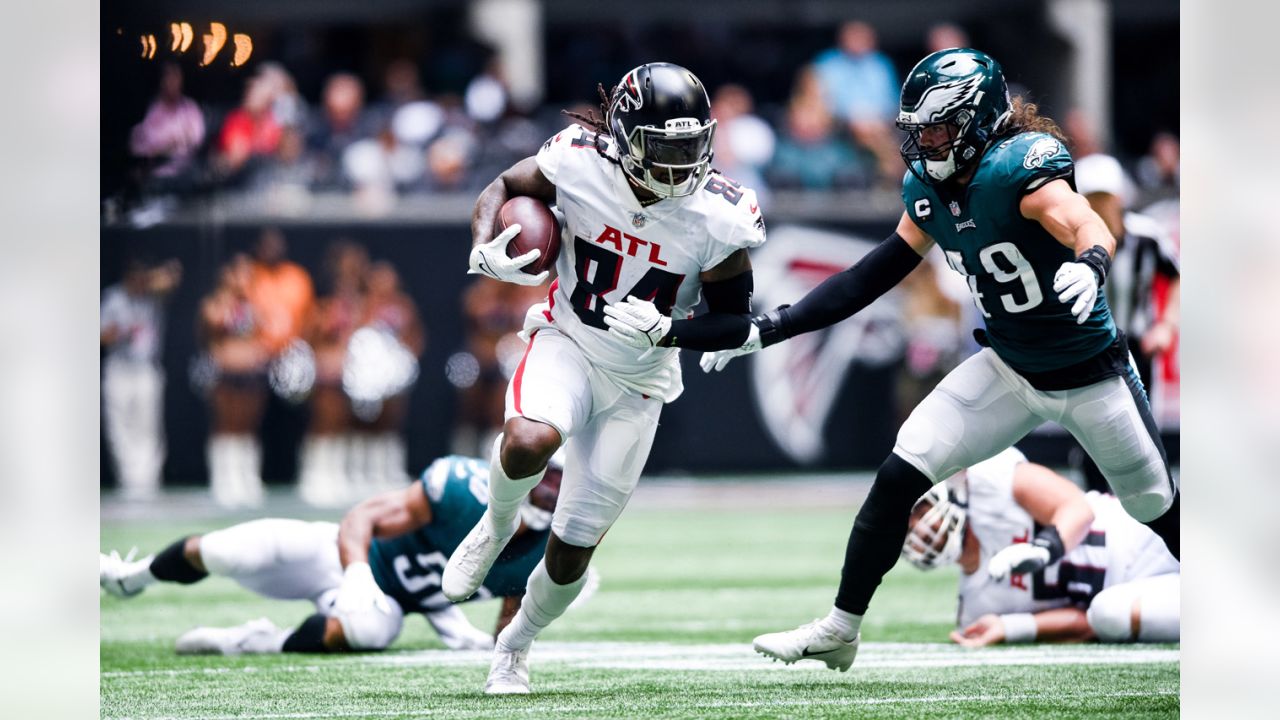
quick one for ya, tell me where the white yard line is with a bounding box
[103,640,1178,678]
[105,689,1180,720]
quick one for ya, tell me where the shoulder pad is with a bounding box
[985,132,1073,195]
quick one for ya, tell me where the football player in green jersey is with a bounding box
[703,48,1179,672]
[99,455,591,655]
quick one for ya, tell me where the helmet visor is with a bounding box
[626,121,716,193]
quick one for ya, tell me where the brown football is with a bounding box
[497,196,560,276]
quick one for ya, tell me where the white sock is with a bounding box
[485,434,545,535]
[208,436,237,507]
[119,555,159,594]
[821,607,863,642]
[497,560,588,652]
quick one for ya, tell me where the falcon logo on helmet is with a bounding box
[617,70,645,113]
[897,48,1012,184]
[607,62,716,199]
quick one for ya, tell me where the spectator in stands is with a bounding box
[256,62,307,131]
[812,21,902,185]
[895,255,966,428]
[769,68,867,189]
[129,63,205,186]
[1063,108,1104,159]
[453,277,545,457]
[1136,131,1180,193]
[198,254,269,508]
[925,22,970,54]
[299,241,368,507]
[351,261,425,493]
[308,73,375,189]
[101,257,182,500]
[215,74,282,181]
[1071,154,1181,493]
[710,84,776,197]
[248,227,315,357]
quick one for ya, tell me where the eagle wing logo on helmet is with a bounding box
[912,75,982,123]
[616,70,644,113]
[1022,137,1062,170]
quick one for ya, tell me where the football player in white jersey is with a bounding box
[903,448,1179,646]
[449,62,767,694]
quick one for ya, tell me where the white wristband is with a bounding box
[1000,613,1038,643]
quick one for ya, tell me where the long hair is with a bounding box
[994,96,1067,143]
[562,83,615,136]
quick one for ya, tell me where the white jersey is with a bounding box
[526,124,766,402]
[955,448,1179,626]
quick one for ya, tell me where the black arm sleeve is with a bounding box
[659,271,753,351]
[775,233,923,340]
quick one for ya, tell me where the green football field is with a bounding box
[101,488,1179,719]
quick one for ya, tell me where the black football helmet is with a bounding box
[606,62,716,198]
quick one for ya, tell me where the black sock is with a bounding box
[149,537,208,584]
[834,454,934,615]
[282,614,330,653]
[1142,492,1180,561]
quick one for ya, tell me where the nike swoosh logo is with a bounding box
[800,646,826,657]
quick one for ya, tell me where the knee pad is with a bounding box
[1087,587,1136,642]
[336,601,404,651]
[1117,485,1175,523]
[855,454,935,533]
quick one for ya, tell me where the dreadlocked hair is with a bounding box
[562,83,615,135]
[994,96,1067,143]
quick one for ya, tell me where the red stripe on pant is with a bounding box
[512,330,538,415]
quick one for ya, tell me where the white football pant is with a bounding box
[505,328,662,547]
[198,518,403,650]
[893,348,1176,522]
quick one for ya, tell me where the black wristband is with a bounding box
[752,304,791,347]
[1076,245,1111,285]
[1032,525,1066,565]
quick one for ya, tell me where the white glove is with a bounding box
[699,323,762,373]
[986,543,1051,582]
[1052,261,1098,324]
[602,295,671,348]
[467,224,549,286]
[334,562,392,616]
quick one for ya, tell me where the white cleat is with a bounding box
[483,645,531,695]
[426,605,495,651]
[441,512,515,602]
[175,618,284,656]
[100,549,151,599]
[753,620,860,672]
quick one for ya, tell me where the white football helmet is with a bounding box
[902,478,968,570]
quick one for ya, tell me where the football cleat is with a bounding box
[175,618,284,656]
[426,605,495,651]
[753,620,860,672]
[483,645,531,695]
[441,512,515,602]
[100,548,151,599]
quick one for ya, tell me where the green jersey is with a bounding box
[902,132,1117,373]
[369,455,548,614]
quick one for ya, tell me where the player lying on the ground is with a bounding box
[100,454,594,655]
[904,448,1178,647]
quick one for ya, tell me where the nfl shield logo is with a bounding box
[949,201,962,217]
[631,212,647,229]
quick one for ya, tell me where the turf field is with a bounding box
[101,482,1178,719]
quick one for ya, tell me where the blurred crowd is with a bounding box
[115,20,1179,215]
[104,17,1181,500]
